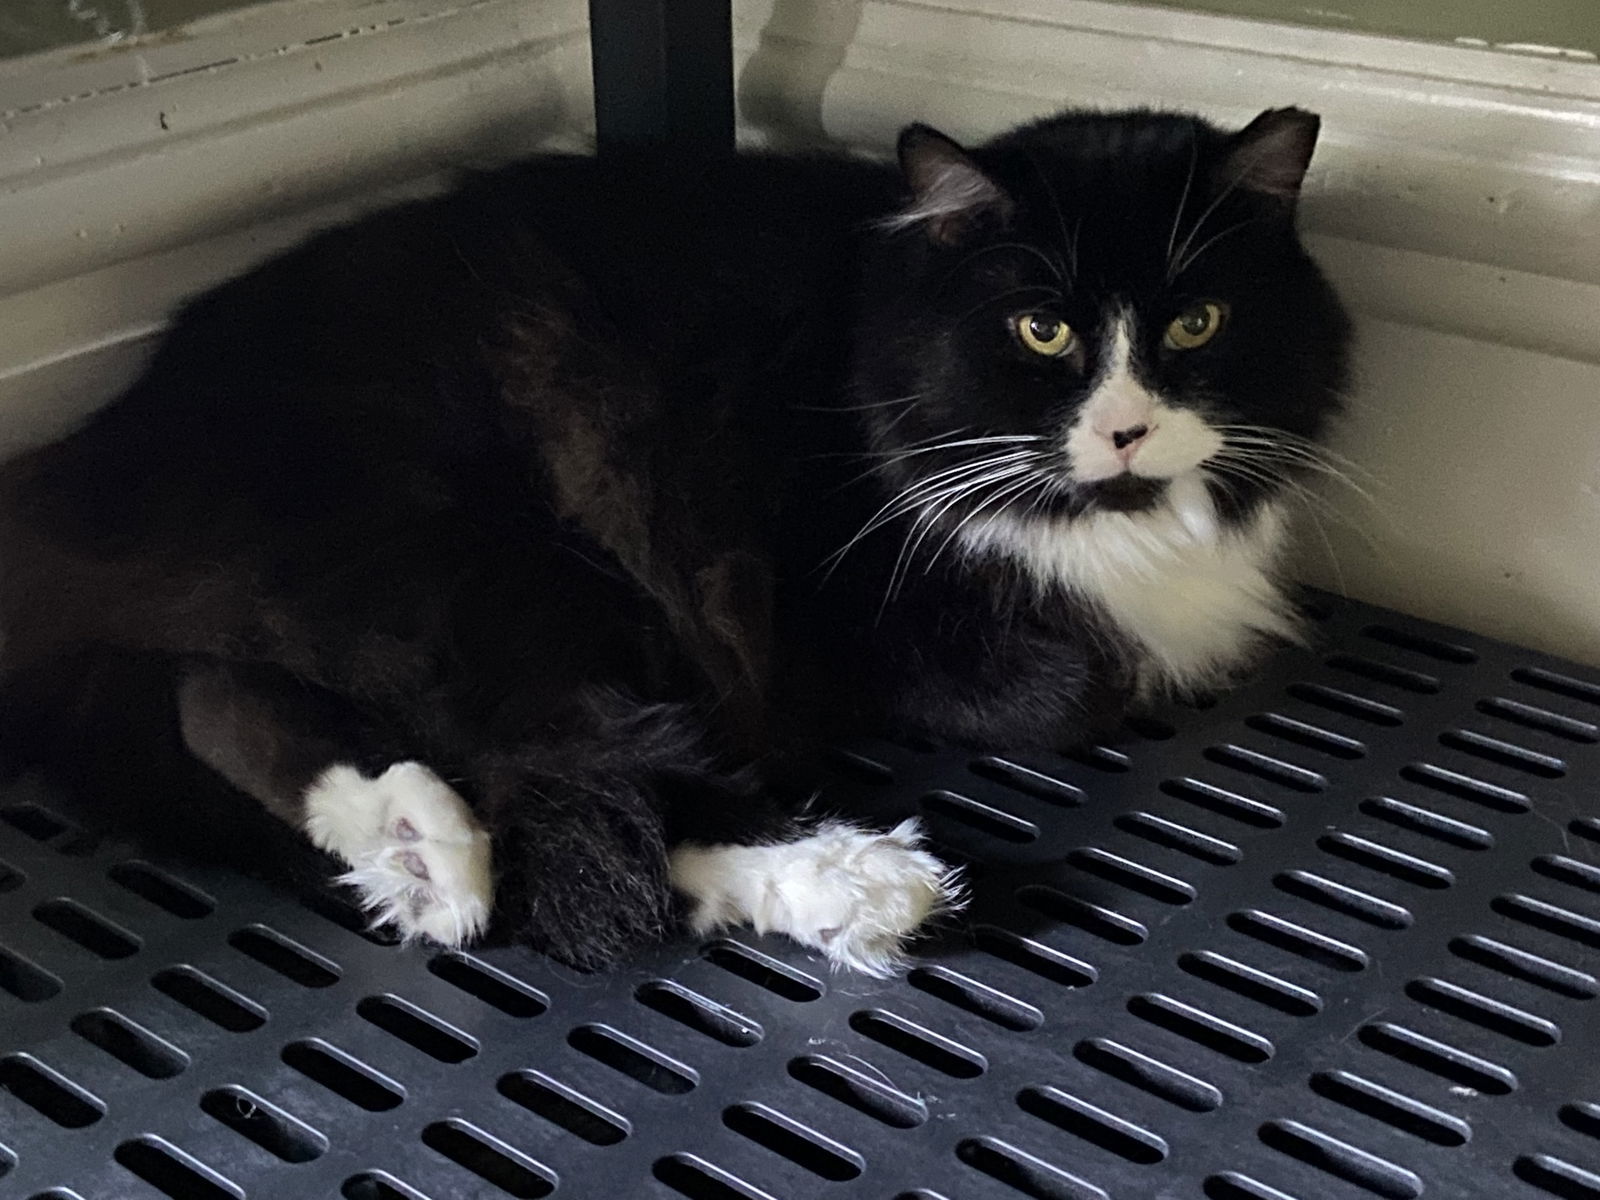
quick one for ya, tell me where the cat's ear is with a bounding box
[1218,107,1320,204]
[893,124,1012,244]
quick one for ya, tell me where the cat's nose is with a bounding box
[1109,423,1150,451]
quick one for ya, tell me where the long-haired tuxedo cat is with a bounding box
[0,106,1350,973]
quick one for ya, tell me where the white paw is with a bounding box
[303,761,493,947]
[670,819,963,978]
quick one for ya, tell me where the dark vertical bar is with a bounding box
[588,0,734,156]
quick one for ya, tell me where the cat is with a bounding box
[0,105,1350,974]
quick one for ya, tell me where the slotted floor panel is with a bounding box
[2,595,1599,1199]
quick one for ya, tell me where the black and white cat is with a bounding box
[0,106,1349,973]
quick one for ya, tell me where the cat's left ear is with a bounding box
[894,124,1013,244]
[1218,107,1320,205]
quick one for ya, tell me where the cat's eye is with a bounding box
[1012,313,1075,357]
[1164,302,1227,351]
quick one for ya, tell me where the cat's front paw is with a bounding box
[304,761,493,946]
[672,819,963,977]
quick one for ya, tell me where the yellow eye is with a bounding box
[1013,313,1075,357]
[1164,302,1227,350]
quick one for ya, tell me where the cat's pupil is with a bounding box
[1180,310,1210,335]
[1029,317,1061,340]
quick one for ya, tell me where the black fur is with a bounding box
[0,108,1349,967]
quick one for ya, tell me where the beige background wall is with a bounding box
[0,0,1597,667]
[1124,0,1600,55]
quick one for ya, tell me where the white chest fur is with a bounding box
[957,473,1299,691]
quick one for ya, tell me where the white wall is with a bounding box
[2,0,1598,665]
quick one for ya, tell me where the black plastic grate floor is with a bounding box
[3,595,1600,1200]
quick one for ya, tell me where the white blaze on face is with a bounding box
[1064,314,1223,483]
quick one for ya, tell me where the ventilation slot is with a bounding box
[1361,625,1477,664]
[357,995,476,1063]
[1439,730,1565,778]
[0,942,61,1002]
[114,1137,241,1200]
[1161,778,1285,828]
[1,804,68,842]
[702,940,823,1001]
[787,1054,928,1128]
[498,1070,628,1145]
[1127,994,1273,1063]
[1404,977,1560,1046]
[969,757,1083,806]
[1512,667,1600,708]
[636,980,762,1047]
[1258,1120,1422,1199]
[1204,1172,1301,1200]
[1115,812,1241,865]
[1074,1037,1222,1112]
[1017,1086,1168,1164]
[420,1120,554,1198]
[1068,849,1196,905]
[1327,655,1441,695]
[1246,714,1366,759]
[653,1154,776,1200]
[724,1103,863,1181]
[1493,894,1600,950]
[1017,886,1148,945]
[70,1009,188,1079]
[151,967,265,1032]
[828,749,894,784]
[568,1024,697,1094]
[1359,797,1493,850]
[1317,834,1453,890]
[1309,1070,1470,1146]
[1534,855,1600,896]
[1062,744,1130,773]
[1477,698,1598,743]
[281,1040,403,1111]
[1449,934,1598,999]
[956,1137,1108,1200]
[1562,1103,1600,1140]
[1358,1022,1516,1094]
[33,898,139,959]
[849,1009,986,1078]
[971,926,1096,988]
[1204,745,1326,793]
[1124,716,1176,740]
[1399,763,1528,813]
[908,966,1043,1031]
[428,952,547,1018]
[0,859,20,893]
[228,925,339,987]
[0,1055,103,1128]
[299,889,401,946]
[107,861,214,919]
[200,1086,326,1163]
[1575,819,1600,847]
[1228,910,1369,972]
[342,1172,430,1200]
[1273,871,1413,930]
[1287,682,1404,727]
[921,790,1039,843]
[1178,951,1322,1016]
[0,1146,15,1181]
[1514,1154,1600,1200]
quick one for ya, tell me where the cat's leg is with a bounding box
[668,817,962,977]
[176,663,492,945]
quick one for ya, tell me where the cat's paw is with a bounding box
[303,761,493,946]
[671,819,963,977]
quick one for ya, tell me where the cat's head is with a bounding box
[854,106,1351,562]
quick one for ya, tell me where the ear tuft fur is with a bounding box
[890,124,1012,243]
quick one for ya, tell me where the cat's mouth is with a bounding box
[1082,474,1168,513]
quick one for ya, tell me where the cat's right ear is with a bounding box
[892,124,1012,245]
